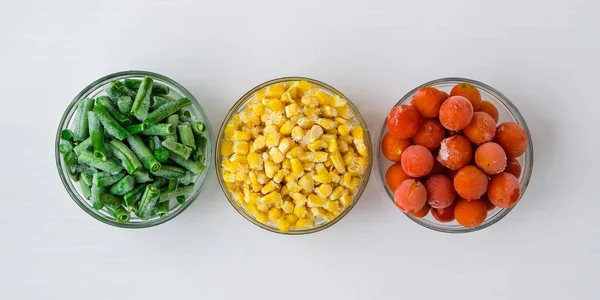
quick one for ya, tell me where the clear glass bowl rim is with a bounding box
[378,77,534,233]
[215,76,374,235]
[55,70,213,228]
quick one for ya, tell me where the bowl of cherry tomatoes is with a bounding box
[379,77,533,233]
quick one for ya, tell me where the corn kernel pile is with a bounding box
[221,80,369,232]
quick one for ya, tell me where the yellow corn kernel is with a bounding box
[277,219,291,232]
[280,91,293,104]
[291,126,304,142]
[233,142,249,155]
[224,123,236,139]
[295,218,313,229]
[284,173,295,183]
[297,117,314,129]
[264,161,278,178]
[329,186,345,200]
[247,192,260,205]
[247,152,261,169]
[352,126,365,140]
[334,117,348,124]
[273,170,286,184]
[268,207,283,220]
[250,114,261,126]
[337,124,351,136]
[326,139,337,153]
[330,95,347,108]
[322,106,338,118]
[265,83,285,99]
[338,140,349,153]
[357,157,369,168]
[340,194,352,207]
[320,134,335,142]
[355,140,369,157]
[262,191,282,205]
[279,122,294,136]
[265,133,280,148]
[252,135,266,150]
[281,201,294,214]
[257,202,269,212]
[225,182,235,192]
[347,161,362,174]
[293,80,310,92]
[324,200,339,213]
[342,135,354,144]
[298,151,313,162]
[287,181,302,194]
[330,151,345,173]
[307,125,324,143]
[286,145,301,159]
[282,158,291,170]
[300,94,318,107]
[257,171,267,184]
[261,180,278,194]
[252,183,263,193]
[303,162,314,171]
[350,177,361,190]
[290,158,303,176]
[221,141,234,156]
[246,204,259,216]
[265,98,283,111]
[289,192,306,205]
[255,89,265,101]
[278,138,293,154]
[307,140,327,151]
[235,171,246,181]
[316,183,333,198]
[329,171,341,184]
[228,160,241,173]
[256,212,268,223]
[324,158,333,167]
[268,147,285,163]
[285,213,299,225]
[232,190,244,205]
[316,118,337,131]
[314,151,328,163]
[343,152,357,166]
[305,107,320,118]
[249,171,258,185]
[307,194,325,207]
[342,173,352,188]
[315,163,327,175]
[229,154,247,164]
[223,170,235,183]
[285,103,299,118]
[298,173,314,193]
[252,103,266,116]
[314,89,331,105]
[313,173,331,184]
[233,131,251,141]
[294,205,308,219]
[281,186,289,197]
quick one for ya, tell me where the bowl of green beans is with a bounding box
[56,70,212,228]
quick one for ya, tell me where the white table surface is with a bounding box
[1,0,599,299]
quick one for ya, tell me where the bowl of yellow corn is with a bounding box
[216,77,372,234]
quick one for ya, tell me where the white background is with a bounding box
[1,0,599,299]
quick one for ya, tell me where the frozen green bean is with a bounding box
[73,98,95,141]
[93,171,126,188]
[124,184,145,208]
[91,179,104,210]
[61,129,74,141]
[151,165,186,179]
[124,78,169,95]
[131,77,153,121]
[143,98,192,125]
[108,139,142,175]
[80,181,92,200]
[95,105,130,140]
[96,96,133,126]
[126,135,161,172]
[97,191,124,208]
[110,206,131,223]
[168,179,177,193]
[193,135,208,162]
[109,175,136,195]
[176,195,186,205]
[191,121,206,134]
[151,96,171,110]
[125,123,145,134]
[112,81,137,98]
[159,183,195,202]
[137,184,160,220]
[165,114,179,142]
[117,96,133,115]
[87,111,107,161]
[178,171,195,185]
[177,124,195,149]
[73,137,92,155]
[161,140,192,159]
[59,139,73,154]
[151,136,169,163]
[153,177,169,188]
[155,201,169,217]
[133,170,152,183]
[168,151,206,175]
[80,168,96,186]
[141,123,174,136]
[78,151,123,174]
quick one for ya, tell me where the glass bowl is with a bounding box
[216,77,373,235]
[55,70,213,228]
[378,77,533,233]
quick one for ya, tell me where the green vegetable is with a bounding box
[93,171,126,188]
[117,96,133,115]
[151,96,171,110]
[177,124,196,149]
[176,195,186,205]
[109,175,136,195]
[61,129,74,141]
[150,136,169,163]
[126,135,161,172]
[133,170,152,183]
[59,139,73,154]
[159,183,195,202]
[90,179,104,210]
[80,181,92,200]
[124,184,145,208]
[167,179,177,193]
[108,140,142,175]
[131,77,153,121]
[168,151,206,175]
[161,140,192,159]
[193,135,208,162]
[96,96,133,126]
[73,98,95,141]
[137,184,160,220]
[151,165,186,179]
[141,123,174,136]
[110,206,131,223]
[165,114,179,142]
[63,150,79,179]
[124,78,169,95]
[94,104,130,140]
[155,201,169,217]
[125,123,145,134]
[80,168,96,186]
[78,151,123,174]
[97,191,123,208]
[153,177,169,188]
[143,98,192,125]
[73,137,92,155]
[87,111,107,161]
[191,121,206,134]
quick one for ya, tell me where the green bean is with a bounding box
[59,139,73,154]
[105,82,126,104]
[177,124,196,149]
[80,181,92,200]
[151,136,169,163]
[110,206,131,223]
[93,171,126,188]
[131,77,153,121]
[153,177,169,188]
[161,140,192,159]
[133,170,152,183]
[137,184,160,220]
[126,135,161,172]
[63,149,78,172]
[112,80,137,98]
[178,170,195,185]
[193,135,208,162]
[124,78,170,95]
[73,98,95,141]
[141,123,174,136]
[165,114,179,142]
[124,184,145,208]
[159,183,195,202]
[117,96,133,115]
[91,180,104,210]
[143,97,192,125]
[151,165,186,179]
[87,111,107,161]
[73,137,92,155]
[94,105,130,140]
[168,150,206,175]
[108,140,142,175]
[151,96,171,110]
[125,123,145,134]
[97,191,124,208]
[80,168,96,186]
[96,96,133,126]
[61,129,74,141]
[176,195,186,205]
[78,151,123,174]
[181,110,192,119]
[109,175,136,195]
[191,121,206,134]
[155,201,169,217]
[168,179,177,193]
